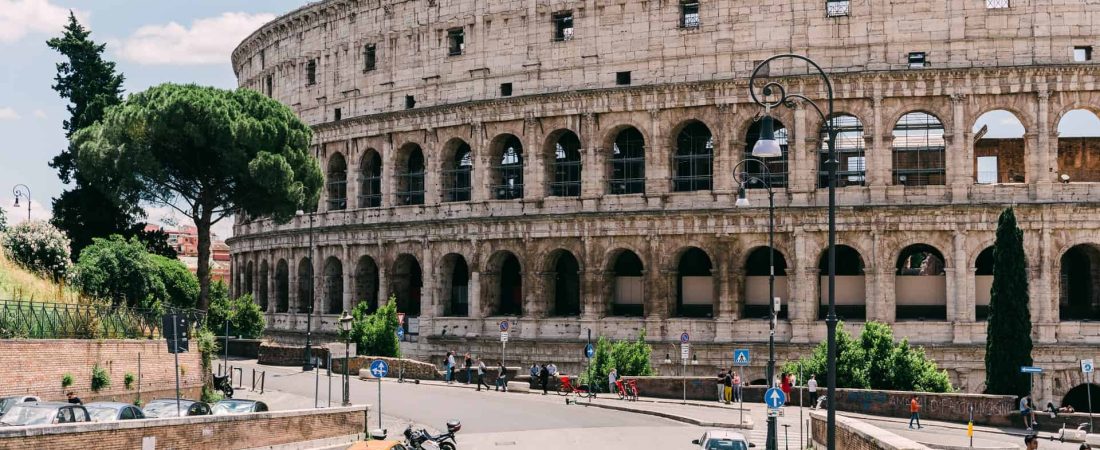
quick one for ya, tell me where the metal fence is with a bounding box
[0,300,205,339]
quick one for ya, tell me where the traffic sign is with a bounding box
[397,327,405,339]
[680,343,690,361]
[500,331,509,343]
[499,320,510,332]
[1020,366,1043,374]
[733,349,751,366]
[369,359,390,378]
[765,387,786,408]
[680,332,690,344]
[584,343,595,359]
[1083,359,1095,374]
[162,314,190,354]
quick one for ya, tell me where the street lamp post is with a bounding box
[12,184,31,221]
[733,158,778,450]
[339,310,353,406]
[297,209,317,372]
[748,54,837,450]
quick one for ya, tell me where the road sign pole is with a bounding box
[172,316,181,418]
[378,374,383,429]
[739,367,744,425]
[1088,370,1094,430]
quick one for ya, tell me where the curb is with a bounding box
[577,401,755,430]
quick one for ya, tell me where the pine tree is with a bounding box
[985,207,1033,396]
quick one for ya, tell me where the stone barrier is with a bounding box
[257,342,329,366]
[811,410,931,450]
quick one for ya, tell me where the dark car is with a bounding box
[0,402,90,426]
[84,402,146,422]
[142,399,211,418]
[0,395,41,416]
[211,399,269,415]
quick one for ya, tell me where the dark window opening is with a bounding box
[552,12,574,41]
[826,0,850,17]
[391,255,423,318]
[817,245,865,321]
[549,131,582,197]
[744,118,790,188]
[264,75,273,97]
[895,244,947,321]
[355,256,379,314]
[1075,46,1093,62]
[500,82,513,97]
[551,252,581,317]
[611,250,645,317]
[326,154,348,210]
[610,127,646,195]
[680,1,700,28]
[892,112,946,186]
[359,152,382,208]
[447,28,465,56]
[616,71,632,86]
[442,142,473,202]
[306,59,317,85]
[405,95,416,109]
[323,257,343,315]
[676,247,713,318]
[974,247,994,321]
[819,115,865,188]
[260,49,266,69]
[275,260,289,313]
[364,44,377,71]
[744,247,789,320]
[908,52,928,69]
[333,108,342,121]
[296,258,313,314]
[1060,244,1100,321]
[492,135,524,200]
[445,255,469,317]
[496,253,523,316]
[397,146,426,206]
[673,122,713,192]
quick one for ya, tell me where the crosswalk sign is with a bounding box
[734,349,750,366]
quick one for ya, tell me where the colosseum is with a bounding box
[228,0,1100,407]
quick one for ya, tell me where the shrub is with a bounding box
[151,254,199,309]
[0,208,6,232]
[61,373,74,388]
[90,364,110,392]
[204,281,265,339]
[72,235,197,310]
[349,297,400,358]
[124,372,135,390]
[1,220,70,281]
[581,331,655,390]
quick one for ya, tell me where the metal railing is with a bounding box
[0,300,205,339]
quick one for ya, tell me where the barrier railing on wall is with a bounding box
[0,300,205,339]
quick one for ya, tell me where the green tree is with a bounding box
[75,84,322,310]
[71,235,197,310]
[204,281,265,339]
[151,254,198,309]
[0,207,7,232]
[985,207,1033,396]
[581,332,655,390]
[349,298,401,357]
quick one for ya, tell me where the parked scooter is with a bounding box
[403,420,461,450]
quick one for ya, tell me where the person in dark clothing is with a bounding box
[463,353,472,384]
[539,364,550,395]
[716,368,727,402]
[496,363,509,392]
[475,358,491,391]
[66,392,82,405]
[723,370,733,404]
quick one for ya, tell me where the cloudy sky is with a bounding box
[0,0,303,238]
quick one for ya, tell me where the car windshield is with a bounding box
[85,406,120,422]
[706,439,748,450]
[212,401,253,414]
[144,401,191,417]
[0,405,56,426]
[0,398,18,415]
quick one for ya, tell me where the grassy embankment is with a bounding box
[0,251,80,303]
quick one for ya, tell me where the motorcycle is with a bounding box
[212,374,234,398]
[403,420,461,450]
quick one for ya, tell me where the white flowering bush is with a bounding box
[1,220,71,281]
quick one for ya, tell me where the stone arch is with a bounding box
[1061,383,1100,411]
[395,143,426,205]
[742,246,789,319]
[607,248,645,317]
[600,121,652,152]
[296,257,313,314]
[390,253,423,317]
[892,111,947,186]
[485,250,523,316]
[244,261,255,295]
[326,152,348,210]
[818,114,867,188]
[441,138,473,202]
[817,245,866,320]
[671,120,714,192]
[974,246,995,320]
[895,243,947,320]
[1055,108,1100,182]
[275,259,289,313]
[607,125,646,195]
[545,129,582,197]
[323,256,343,314]
[743,117,790,188]
[544,249,582,317]
[972,109,1027,184]
[1059,243,1100,321]
[675,246,714,318]
[440,253,470,317]
[258,260,270,312]
[359,149,382,208]
[355,255,379,313]
[489,133,525,200]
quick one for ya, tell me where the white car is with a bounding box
[692,430,755,450]
[0,396,41,416]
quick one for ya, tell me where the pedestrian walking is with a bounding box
[539,364,550,395]
[1024,434,1039,449]
[716,368,727,402]
[496,362,509,392]
[65,391,82,405]
[1021,395,1039,430]
[732,369,742,402]
[475,358,491,391]
[723,370,733,404]
[446,351,456,384]
[463,353,472,384]
[780,373,792,405]
[909,395,923,429]
[608,368,619,395]
[807,374,818,409]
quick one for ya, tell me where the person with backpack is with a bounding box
[496,362,509,392]
[475,357,490,391]
[723,369,733,404]
[539,364,550,395]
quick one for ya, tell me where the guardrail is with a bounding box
[0,299,205,339]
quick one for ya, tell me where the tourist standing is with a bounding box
[463,353,472,384]
[807,374,819,409]
[446,351,456,384]
[716,368,727,402]
[539,364,550,395]
[732,369,742,402]
[723,369,733,404]
[496,362,509,392]
[909,396,922,429]
[608,368,619,394]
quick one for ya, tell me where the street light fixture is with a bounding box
[339,310,354,407]
[12,184,30,221]
[751,115,784,158]
[749,54,837,450]
[296,208,316,372]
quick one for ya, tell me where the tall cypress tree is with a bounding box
[985,207,1033,396]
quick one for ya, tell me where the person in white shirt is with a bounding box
[446,352,456,384]
[608,368,619,394]
[807,375,819,409]
[548,363,558,376]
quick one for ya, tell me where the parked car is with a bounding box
[211,399,269,415]
[692,430,755,450]
[0,395,41,416]
[0,402,90,426]
[142,399,211,418]
[84,402,146,422]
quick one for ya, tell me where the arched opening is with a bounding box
[673,121,714,192]
[1060,244,1100,321]
[396,144,425,205]
[488,251,523,316]
[609,127,645,195]
[275,259,289,313]
[1061,383,1100,412]
[974,246,995,320]
[745,118,790,188]
[391,254,423,318]
[676,247,713,318]
[548,130,582,197]
[355,255,379,313]
[296,258,313,314]
[972,110,1026,184]
[610,250,645,317]
[441,254,470,317]
[490,134,524,200]
[818,245,865,320]
[244,261,254,295]
[442,140,473,202]
[323,256,343,314]
[258,260,269,312]
[547,250,581,316]
[1056,109,1100,183]
[359,150,382,208]
[327,153,348,210]
[819,115,865,188]
[744,247,789,319]
[895,244,947,320]
[892,112,946,186]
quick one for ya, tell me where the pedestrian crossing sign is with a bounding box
[734,349,750,366]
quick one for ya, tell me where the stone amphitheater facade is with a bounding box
[229,0,1100,406]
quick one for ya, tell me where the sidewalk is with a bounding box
[847,411,1083,450]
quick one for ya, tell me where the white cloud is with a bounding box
[115,12,275,65]
[0,0,85,44]
[0,196,52,226]
[31,109,46,119]
[142,204,234,239]
[0,108,19,120]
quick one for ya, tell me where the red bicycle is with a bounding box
[557,376,595,399]
[615,379,639,401]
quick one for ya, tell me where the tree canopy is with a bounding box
[71,235,197,310]
[75,83,322,309]
[349,297,401,358]
[985,207,1033,396]
[205,281,265,339]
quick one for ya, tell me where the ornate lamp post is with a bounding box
[339,310,354,406]
[296,208,317,372]
[748,54,837,450]
[12,184,31,221]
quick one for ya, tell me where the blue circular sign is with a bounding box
[680,332,690,344]
[369,359,390,378]
[584,343,595,359]
[765,387,786,408]
[499,321,510,332]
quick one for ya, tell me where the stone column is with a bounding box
[717,265,734,319]
[342,245,353,314]
[730,269,745,319]
[646,109,670,196]
[660,269,678,319]
[869,96,889,201]
[950,231,969,323]
[712,105,735,195]
[345,140,359,209]
[267,252,277,313]
[581,113,603,198]
[378,267,389,307]
[424,133,441,206]
[468,271,482,319]
[289,250,300,314]
[1035,229,1057,343]
[949,94,970,202]
[581,269,604,320]
[871,268,895,323]
[524,116,546,200]
[381,136,396,208]
[1035,89,1054,189]
[789,100,813,196]
[524,271,547,318]
[470,122,488,202]
[421,246,436,319]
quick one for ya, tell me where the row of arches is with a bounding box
[238,242,1100,322]
[321,108,1100,209]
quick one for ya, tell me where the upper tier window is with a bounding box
[553,12,574,41]
[680,1,700,28]
[448,29,465,56]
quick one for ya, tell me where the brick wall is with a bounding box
[0,406,367,450]
[343,356,441,380]
[0,339,202,403]
[974,138,1026,183]
[811,411,931,450]
[1058,138,1100,182]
